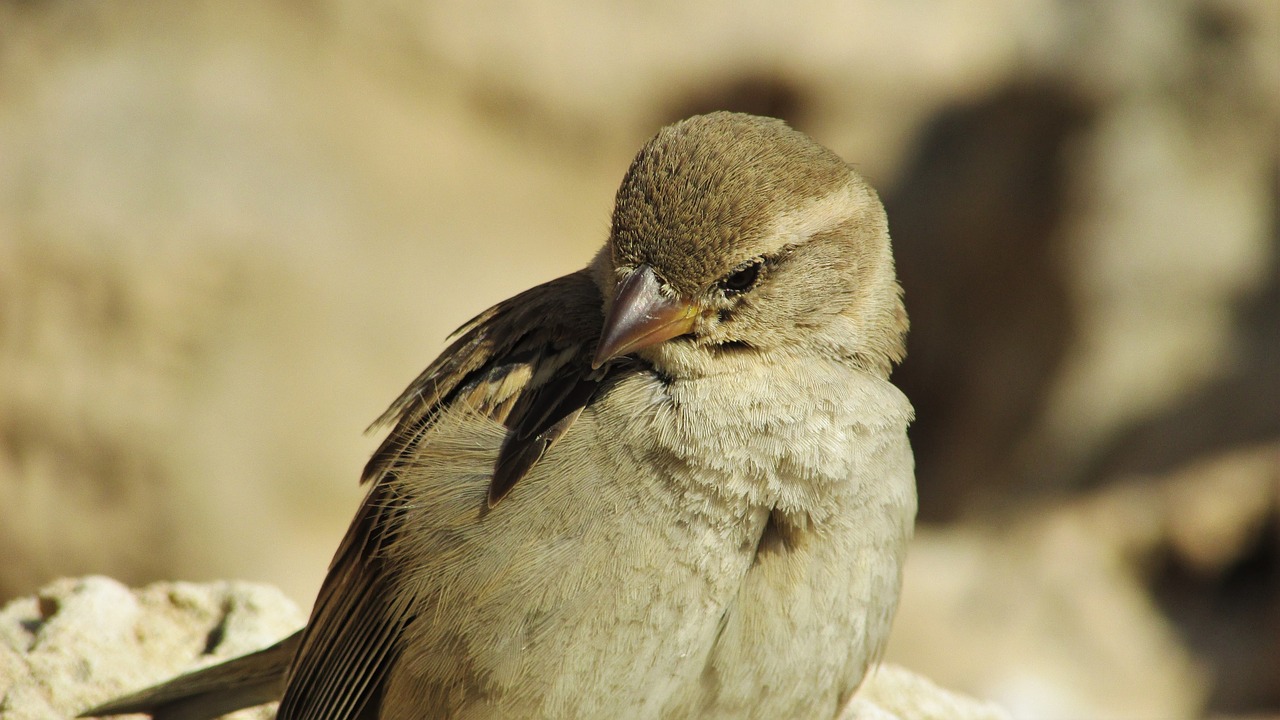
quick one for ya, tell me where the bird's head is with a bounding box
[591,112,907,379]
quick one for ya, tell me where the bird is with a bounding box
[83,111,916,720]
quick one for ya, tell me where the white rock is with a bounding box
[0,576,302,719]
[844,664,1012,720]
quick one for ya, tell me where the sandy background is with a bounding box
[2,1,1277,718]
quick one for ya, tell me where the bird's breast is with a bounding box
[595,357,914,522]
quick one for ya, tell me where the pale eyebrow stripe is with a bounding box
[768,181,862,246]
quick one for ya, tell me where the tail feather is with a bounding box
[81,631,300,719]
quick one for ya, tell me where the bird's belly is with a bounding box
[658,511,909,720]
[380,417,774,719]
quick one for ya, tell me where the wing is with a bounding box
[277,270,608,720]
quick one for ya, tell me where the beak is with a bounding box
[592,264,698,368]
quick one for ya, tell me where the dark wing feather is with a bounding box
[277,270,607,720]
[489,360,601,505]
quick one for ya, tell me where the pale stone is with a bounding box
[0,576,302,719]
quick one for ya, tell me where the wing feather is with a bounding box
[277,270,608,720]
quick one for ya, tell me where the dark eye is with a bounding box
[720,260,762,294]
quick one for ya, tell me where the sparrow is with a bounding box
[84,111,916,720]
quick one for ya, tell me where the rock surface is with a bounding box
[0,576,302,720]
[0,576,1006,719]
[843,664,1011,720]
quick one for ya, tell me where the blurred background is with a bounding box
[1,1,1276,718]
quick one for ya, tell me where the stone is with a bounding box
[0,576,302,719]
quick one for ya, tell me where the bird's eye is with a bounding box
[720,260,762,294]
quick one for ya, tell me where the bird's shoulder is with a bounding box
[362,268,607,505]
